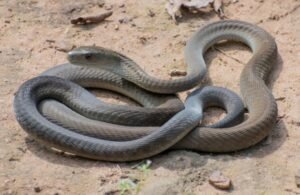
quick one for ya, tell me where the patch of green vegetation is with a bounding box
[117,160,153,194]
[136,160,151,174]
[119,179,137,195]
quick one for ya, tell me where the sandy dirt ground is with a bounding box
[1,0,300,194]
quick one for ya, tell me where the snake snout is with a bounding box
[67,49,87,65]
[68,46,122,68]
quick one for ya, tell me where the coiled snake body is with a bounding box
[14,20,278,161]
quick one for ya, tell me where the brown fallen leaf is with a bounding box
[71,11,113,25]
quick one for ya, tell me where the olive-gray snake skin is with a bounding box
[14,20,278,162]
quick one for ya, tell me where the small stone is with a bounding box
[34,186,42,193]
[118,17,132,24]
[295,169,300,187]
[55,41,75,52]
[114,25,119,30]
[138,36,147,44]
[170,70,187,77]
[119,4,125,8]
[209,170,232,190]
[148,9,155,17]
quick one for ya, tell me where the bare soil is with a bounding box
[0,0,300,194]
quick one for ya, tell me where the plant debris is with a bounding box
[165,0,224,22]
[71,11,113,25]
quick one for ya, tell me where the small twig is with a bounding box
[275,97,285,101]
[71,11,113,25]
[256,4,300,24]
[213,46,245,65]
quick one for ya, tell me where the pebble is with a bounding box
[148,9,155,17]
[118,17,132,24]
[209,170,232,190]
[34,186,42,193]
[54,41,75,52]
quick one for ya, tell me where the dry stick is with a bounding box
[213,46,245,65]
[71,11,113,25]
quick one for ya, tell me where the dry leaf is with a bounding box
[183,0,214,9]
[213,0,224,18]
[165,0,217,22]
[165,0,183,21]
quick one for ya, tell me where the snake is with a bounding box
[13,20,278,161]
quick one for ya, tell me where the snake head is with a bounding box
[68,46,121,68]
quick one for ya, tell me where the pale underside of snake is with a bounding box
[14,20,278,162]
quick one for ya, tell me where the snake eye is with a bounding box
[85,53,92,60]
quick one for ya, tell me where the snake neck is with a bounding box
[116,55,204,94]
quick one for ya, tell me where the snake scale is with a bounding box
[14,20,278,162]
